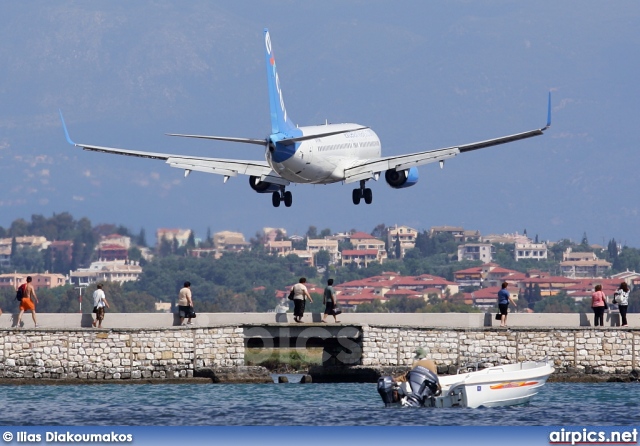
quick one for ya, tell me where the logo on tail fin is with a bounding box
[264,29,294,134]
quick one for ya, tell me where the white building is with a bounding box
[515,242,548,261]
[457,243,494,263]
[70,260,142,285]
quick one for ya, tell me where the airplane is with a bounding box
[60,28,551,208]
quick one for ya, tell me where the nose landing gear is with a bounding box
[352,180,373,205]
[272,188,293,207]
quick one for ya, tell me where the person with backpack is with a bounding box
[16,276,39,328]
[614,282,630,327]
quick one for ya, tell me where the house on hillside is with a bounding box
[515,242,548,261]
[453,264,520,288]
[267,240,293,255]
[341,249,381,267]
[213,231,250,252]
[386,225,418,259]
[156,228,191,247]
[559,249,611,278]
[0,272,67,291]
[307,238,340,264]
[70,260,142,286]
[349,232,387,261]
[610,270,640,289]
[457,243,494,263]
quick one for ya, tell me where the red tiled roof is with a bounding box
[99,244,127,250]
[384,289,424,298]
[472,286,502,299]
[521,276,580,284]
[349,232,376,239]
[342,249,379,256]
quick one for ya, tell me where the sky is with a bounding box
[0,1,639,247]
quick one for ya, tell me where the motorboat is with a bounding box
[377,360,554,408]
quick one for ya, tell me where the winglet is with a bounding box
[545,91,552,129]
[59,109,76,145]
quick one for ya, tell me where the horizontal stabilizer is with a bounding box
[166,133,267,146]
[279,126,369,144]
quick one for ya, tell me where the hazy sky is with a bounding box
[1,1,639,246]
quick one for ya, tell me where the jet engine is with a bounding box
[249,175,280,193]
[384,167,419,189]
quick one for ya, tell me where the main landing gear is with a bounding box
[272,188,293,208]
[352,180,373,205]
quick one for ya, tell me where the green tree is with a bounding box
[355,298,387,313]
[306,226,318,239]
[10,237,17,259]
[534,291,576,313]
[9,247,45,273]
[371,223,386,238]
[315,250,331,269]
[129,246,142,263]
[186,230,196,249]
[158,235,172,257]
[137,228,148,247]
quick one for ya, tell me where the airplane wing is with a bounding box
[344,94,552,184]
[60,112,277,182]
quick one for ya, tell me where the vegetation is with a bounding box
[245,347,322,371]
[2,214,640,315]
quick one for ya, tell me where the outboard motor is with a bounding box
[377,376,396,407]
[403,366,440,407]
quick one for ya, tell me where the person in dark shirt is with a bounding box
[321,278,340,323]
[497,282,517,327]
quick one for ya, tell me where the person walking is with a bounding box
[17,276,39,328]
[178,281,194,326]
[614,282,630,327]
[91,283,110,328]
[497,282,517,327]
[591,284,608,327]
[321,278,340,323]
[292,277,312,323]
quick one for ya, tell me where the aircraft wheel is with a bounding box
[352,189,361,205]
[364,188,373,204]
[284,191,293,207]
[272,191,281,207]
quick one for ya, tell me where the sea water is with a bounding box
[0,377,637,426]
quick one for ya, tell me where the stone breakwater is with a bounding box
[1,325,638,383]
[0,327,245,381]
[361,326,639,375]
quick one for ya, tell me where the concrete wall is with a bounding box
[0,311,634,329]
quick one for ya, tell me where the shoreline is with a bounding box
[0,369,640,386]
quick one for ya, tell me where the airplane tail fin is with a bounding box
[264,29,296,135]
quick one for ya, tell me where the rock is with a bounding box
[299,374,312,383]
[278,376,289,383]
[195,366,273,383]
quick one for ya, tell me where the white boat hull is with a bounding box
[387,361,554,409]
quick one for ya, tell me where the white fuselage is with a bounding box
[266,123,381,184]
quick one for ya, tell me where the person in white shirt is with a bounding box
[178,281,194,325]
[614,282,630,327]
[92,283,110,328]
[292,277,313,323]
